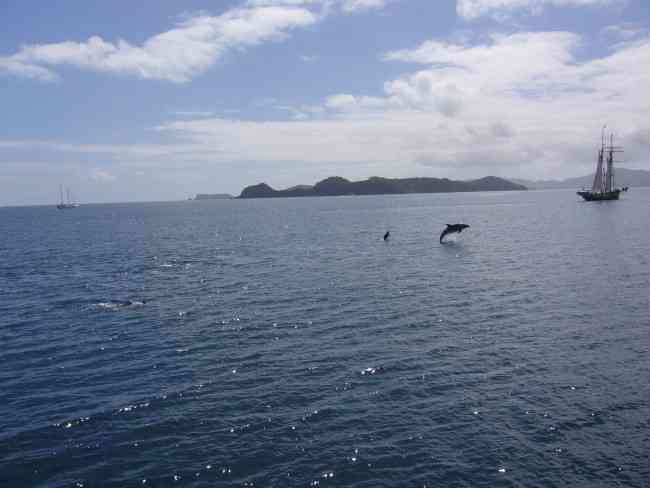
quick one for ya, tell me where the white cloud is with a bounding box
[149,31,650,179]
[383,32,581,108]
[4,30,650,185]
[90,169,116,182]
[0,58,59,81]
[340,0,387,12]
[0,0,395,84]
[325,93,387,111]
[0,6,316,82]
[456,0,616,20]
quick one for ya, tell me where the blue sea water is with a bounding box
[1,189,649,488]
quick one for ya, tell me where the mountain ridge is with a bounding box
[512,168,650,189]
[239,175,527,198]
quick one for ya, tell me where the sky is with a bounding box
[1,0,649,205]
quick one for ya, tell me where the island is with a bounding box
[193,193,233,200]
[239,176,526,198]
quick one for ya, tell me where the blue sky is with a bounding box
[1,0,649,205]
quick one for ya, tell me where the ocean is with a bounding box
[1,189,648,487]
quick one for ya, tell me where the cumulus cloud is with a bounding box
[325,94,387,112]
[322,32,582,118]
[0,6,316,82]
[0,0,395,83]
[4,23,650,184]
[6,31,649,181]
[0,58,60,81]
[457,0,616,20]
[383,32,580,105]
[149,31,650,179]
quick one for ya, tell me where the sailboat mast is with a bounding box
[605,133,615,192]
[610,133,615,191]
[592,129,605,193]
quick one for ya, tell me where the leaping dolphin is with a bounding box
[440,223,470,243]
[383,231,390,241]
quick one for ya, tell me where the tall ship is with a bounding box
[577,127,627,201]
[56,185,80,209]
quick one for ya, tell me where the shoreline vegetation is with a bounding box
[238,175,527,199]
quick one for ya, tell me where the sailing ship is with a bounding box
[577,127,627,201]
[56,185,80,209]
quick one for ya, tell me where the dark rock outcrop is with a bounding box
[239,183,278,198]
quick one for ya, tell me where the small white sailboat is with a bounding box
[56,185,80,209]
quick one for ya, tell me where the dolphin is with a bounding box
[97,299,147,311]
[440,223,470,243]
[383,231,390,241]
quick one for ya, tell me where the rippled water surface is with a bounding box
[1,190,649,487]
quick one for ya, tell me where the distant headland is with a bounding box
[239,176,527,199]
[511,168,650,190]
[191,193,233,200]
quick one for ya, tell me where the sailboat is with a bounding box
[56,185,80,209]
[577,127,627,201]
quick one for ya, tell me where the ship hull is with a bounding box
[577,190,620,201]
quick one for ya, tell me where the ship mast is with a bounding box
[605,131,623,192]
[606,134,614,192]
[591,125,606,193]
